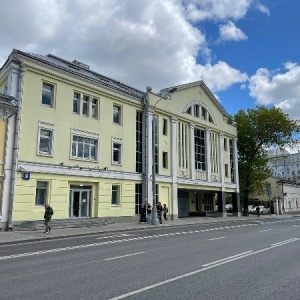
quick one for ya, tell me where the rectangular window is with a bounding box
[113,105,121,125]
[163,119,168,136]
[163,152,168,169]
[35,181,48,206]
[82,95,89,116]
[38,128,53,155]
[71,135,97,160]
[111,185,120,205]
[91,98,98,119]
[194,128,205,171]
[225,164,229,177]
[112,142,122,164]
[201,107,207,120]
[42,83,54,107]
[194,104,200,117]
[136,111,143,173]
[73,92,80,114]
[135,183,143,214]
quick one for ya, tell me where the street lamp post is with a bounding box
[147,87,177,225]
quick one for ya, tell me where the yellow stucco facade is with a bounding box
[0,49,240,228]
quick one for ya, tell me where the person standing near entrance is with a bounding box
[256,205,260,217]
[44,204,53,233]
[163,204,168,221]
[146,203,152,224]
[157,202,163,224]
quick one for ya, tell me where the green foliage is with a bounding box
[230,106,300,212]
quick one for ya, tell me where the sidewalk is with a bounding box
[0,214,298,245]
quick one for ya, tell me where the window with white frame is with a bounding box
[194,104,200,117]
[194,128,205,171]
[82,95,89,116]
[112,140,122,164]
[71,135,97,160]
[163,119,168,136]
[35,181,48,206]
[111,185,120,205]
[113,105,121,124]
[201,107,207,120]
[91,98,98,119]
[42,82,54,107]
[38,128,53,155]
[73,92,80,114]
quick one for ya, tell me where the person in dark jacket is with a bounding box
[146,203,152,224]
[163,204,168,221]
[139,204,147,223]
[157,202,163,224]
[256,205,260,217]
[44,204,53,233]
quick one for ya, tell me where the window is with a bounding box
[163,152,168,169]
[112,141,122,164]
[82,95,89,116]
[186,107,191,115]
[73,92,80,114]
[113,105,121,124]
[163,119,168,136]
[42,83,54,107]
[194,128,205,171]
[225,164,229,177]
[135,184,142,214]
[194,104,200,117]
[35,181,48,206]
[38,128,53,155]
[91,98,98,119]
[71,135,97,160]
[136,111,143,173]
[111,185,120,205]
[208,114,213,123]
[201,107,207,120]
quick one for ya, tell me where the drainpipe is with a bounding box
[7,58,25,229]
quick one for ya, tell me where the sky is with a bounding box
[1,0,300,120]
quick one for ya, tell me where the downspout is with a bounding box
[8,58,25,229]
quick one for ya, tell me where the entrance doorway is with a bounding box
[70,186,91,218]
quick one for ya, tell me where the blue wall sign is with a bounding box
[22,172,30,180]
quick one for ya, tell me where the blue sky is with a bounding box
[1,0,299,118]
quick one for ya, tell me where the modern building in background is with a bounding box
[0,49,240,230]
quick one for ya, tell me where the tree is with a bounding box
[229,106,300,215]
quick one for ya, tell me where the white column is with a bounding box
[171,116,178,219]
[232,138,239,189]
[219,132,225,186]
[147,109,154,207]
[1,63,19,230]
[189,123,195,180]
[205,128,211,182]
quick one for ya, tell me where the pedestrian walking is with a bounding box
[44,204,53,233]
[139,204,147,223]
[157,202,163,224]
[256,205,260,217]
[163,204,168,221]
[146,203,152,224]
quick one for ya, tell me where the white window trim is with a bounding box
[111,137,123,165]
[91,97,99,119]
[35,181,49,206]
[73,91,80,114]
[113,104,122,125]
[70,128,99,162]
[41,81,56,108]
[37,121,55,157]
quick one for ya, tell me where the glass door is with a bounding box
[70,187,91,218]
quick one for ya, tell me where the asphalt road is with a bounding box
[1,217,300,300]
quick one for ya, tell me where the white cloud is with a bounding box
[183,0,252,21]
[219,21,248,42]
[255,3,270,15]
[249,62,300,119]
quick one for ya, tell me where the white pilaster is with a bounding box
[1,63,20,229]
[205,128,211,182]
[232,138,239,190]
[219,132,225,186]
[189,123,195,180]
[147,109,154,206]
[171,116,178,218]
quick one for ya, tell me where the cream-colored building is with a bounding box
[0,49,240,230]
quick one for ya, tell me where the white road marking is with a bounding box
[104,252,145,261]
[260,229,272,232]
[108,238,300,300]
[96,234,131,240]
[209,236,227,241]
